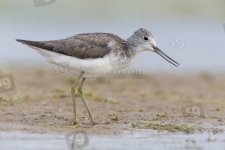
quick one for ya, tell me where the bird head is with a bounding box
[127,28,179,67]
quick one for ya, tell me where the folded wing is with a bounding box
[16,33,117,59]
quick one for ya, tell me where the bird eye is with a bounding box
[144,37,148,40]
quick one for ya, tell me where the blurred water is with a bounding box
[1,19,225,73]
[0,1,225,73]
[1,131,225,150]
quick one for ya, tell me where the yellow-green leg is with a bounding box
[71,71,84,125]
[78,78,97,125]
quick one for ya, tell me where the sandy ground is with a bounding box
[0,68,225,135]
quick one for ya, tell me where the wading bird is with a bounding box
[16,28,179,125]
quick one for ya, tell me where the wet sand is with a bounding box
[0,68,225,135]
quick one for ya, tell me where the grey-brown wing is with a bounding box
[51,37,111,59]
[16,34,115,59]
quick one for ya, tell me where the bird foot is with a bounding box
[73,119,79,125]
[91,120,97,125]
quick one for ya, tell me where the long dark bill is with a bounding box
[154,47,179,67]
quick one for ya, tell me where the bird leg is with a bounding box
[78,78,97,125]
[71,71,84,125]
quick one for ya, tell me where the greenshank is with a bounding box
[16,28,179,125]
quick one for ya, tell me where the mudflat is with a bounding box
[0,68,225,134]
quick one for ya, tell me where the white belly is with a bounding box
[29,45,131,77]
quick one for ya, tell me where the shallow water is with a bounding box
[1,131,225,150]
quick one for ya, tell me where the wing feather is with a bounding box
[16,33,127,59]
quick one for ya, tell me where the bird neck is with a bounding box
[127,36,144,56]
